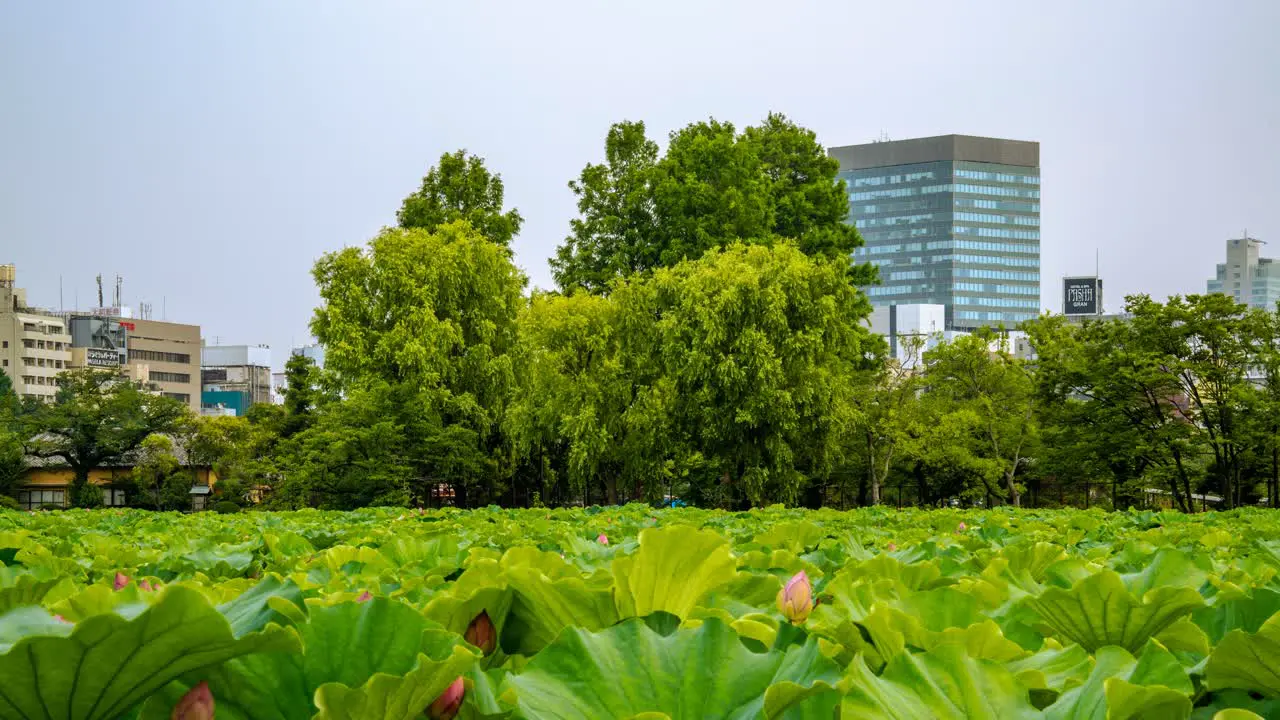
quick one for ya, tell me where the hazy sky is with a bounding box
[3,1,1277,369]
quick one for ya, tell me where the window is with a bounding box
[163,392,192,403]
[1,341,6,348]
[17,489,66,510]
[130,349,192,364]
[149,371,191,384]
[102,489,127,507]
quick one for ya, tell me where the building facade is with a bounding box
[201,344,272,416]
[1206,235,1280,309]
[124,318,202,412]
[829,134,1042,331]
[0,265,72,402]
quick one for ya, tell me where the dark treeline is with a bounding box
[3,115,1278,513]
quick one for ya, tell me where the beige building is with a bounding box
[0,265,72,402]
[124,318,201,412]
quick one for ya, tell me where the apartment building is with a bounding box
[124,318,202,412]
[0,265,72,402]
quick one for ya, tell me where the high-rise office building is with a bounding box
[1206,235,1280,310]
[829,134,1041,330]
[0,265,72,402]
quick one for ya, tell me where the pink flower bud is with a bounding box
[597,533,608,545]
[140,579,154,592]
[357,590,372,603]
[776,571,814,624]
[886,542,897,552]
[113,572,129,591]
[956,522,967,533]
[170,681,215,720]
[464,610,497,656]
[426,676,465,720]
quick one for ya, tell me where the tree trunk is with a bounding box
[867,432,880,505]
[1272,440,1279,509]
[1005,470,1021,508]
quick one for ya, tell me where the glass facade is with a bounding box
[841,159,1041,330]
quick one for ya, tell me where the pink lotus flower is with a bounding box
[356,590,372,603]
[886,542,897,552]
[113,572,129,591]
[465,610,497,656]
[170,681,215,720]
[597,533,608,545]
[776,571,814,624]
[140,579,154,592]
[427,677,465,720]
[956,522,967,533]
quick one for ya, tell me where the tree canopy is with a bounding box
[551,113,872,293]
[398,150,524,248]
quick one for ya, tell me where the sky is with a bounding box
[2,0,1277,369]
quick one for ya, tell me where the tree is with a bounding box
[613,242,878,507]
[24,369,187,506]
[132,433,185,510]
[397,150,523,248]
[281,352,327,437]
[923,331,1037,507]
[1246,304,1280,508]
[310,222,525,506]
[848,335,922,506]
[552,114,870,293]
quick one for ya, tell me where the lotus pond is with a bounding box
[1,505,1278,719]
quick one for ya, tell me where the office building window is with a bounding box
[131,349,192,364]
[150,371,191,384]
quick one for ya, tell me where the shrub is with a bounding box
[0,495,20,511]
[212,500,241,514]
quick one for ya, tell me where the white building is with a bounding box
[1207,234,1280,309]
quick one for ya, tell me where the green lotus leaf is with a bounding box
[1026,570,1205,652]
[503,617,842,719]
[841,643,1040,719]
[1195,588,1280,644]
[500,564,619,655]
[0,574,76,614]
[612,526,736,620]
[140,597,477,720]
[0,585,299,720]
[1043,641,1192,720]
[751,521,827,554]
[1006,640,1093,693]
[1203,610,1280,696]
[1211,711,1266,720]
[1103,678,1192,720]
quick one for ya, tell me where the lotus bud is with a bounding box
[886,542,897,552]
[357,590,372,603]
[464,610,497,655]
[113,572,129,591]
[426,676,464,720]
[140,579,154,592]
[170,681,215,720]
[776,571,814,624]
[597,533,608,545]
[956,522,967,533]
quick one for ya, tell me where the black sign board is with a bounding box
[1063,277,1100,315]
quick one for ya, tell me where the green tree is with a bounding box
[923,331,1038,507]
[397,150,523,248]
[848,335,922,506]
[310,222,525,506]
[281,352,327,437]
[1246,304,1280,508]
[132,433,185,510]
[24,369,187,506]
[552,114,870,292]
[614,242,878,507]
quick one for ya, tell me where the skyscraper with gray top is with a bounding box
[829,134,1041,331]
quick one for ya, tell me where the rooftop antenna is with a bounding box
[59,276,63,312]
[95,274,103,308]
[114,275,121,308]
